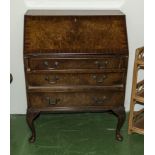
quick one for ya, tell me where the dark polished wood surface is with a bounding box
[24,10,128,143]
[24,16,128,53]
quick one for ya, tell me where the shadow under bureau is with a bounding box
[24,10,129,143]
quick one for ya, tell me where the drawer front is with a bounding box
[28,91,124,108]
[27,72,124,86]
[28,58,121,70]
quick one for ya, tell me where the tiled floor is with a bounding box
[11,113,144,155]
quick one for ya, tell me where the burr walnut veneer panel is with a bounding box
[24,16,128,53]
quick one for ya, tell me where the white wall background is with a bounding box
[10,0,144,114]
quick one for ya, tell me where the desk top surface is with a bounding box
[25,10,125,16]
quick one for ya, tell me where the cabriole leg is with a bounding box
[112,107,126,141]
[26,110,40,143]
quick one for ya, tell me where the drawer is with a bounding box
[28,91,124,108]
[28,57,121,70]
[27,72,124,86]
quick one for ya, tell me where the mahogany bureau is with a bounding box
[24,10,129,143]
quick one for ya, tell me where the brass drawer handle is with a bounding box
[92,96,107,104]
[43,61,49,66]
[45,76,59,84]
[43,61,59,69]
[94,60,108,69]
[53,61,59,68]
[45,97,60,105]
[92,75,107,83]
